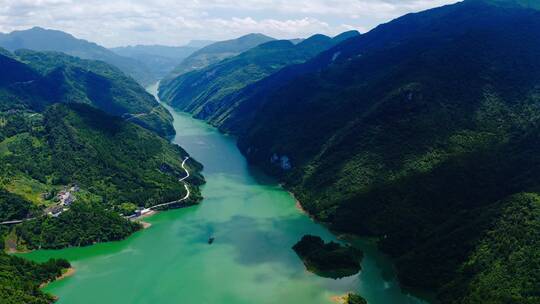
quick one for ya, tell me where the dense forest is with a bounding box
[292,235,363,279]
[0,36,208,303]
[16,202,142,249]
[159,0,540,303]
[162,33,275,82]
[0,48,174,137]
[0,103,204,249]
[0,47,205,252]
[159,31,359,123]
[0,252,70,304]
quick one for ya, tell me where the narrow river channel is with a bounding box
[22,83,428,304]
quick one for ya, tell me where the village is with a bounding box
[44,184,79,217]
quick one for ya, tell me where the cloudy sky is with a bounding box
[0,0,458,47]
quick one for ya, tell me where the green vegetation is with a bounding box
[10,49,174,137]
[163,33,275,81]
[159,32,359,125]
[0,45,204,253]
[0,47,173,137]
[440,193,540,304]
[175,0,540,302]
[0,190,37,222]
[0,103,203,249]
[292,235,362,279]
[0,26,211,303]
[0,253,70,304]
[16,202,141,249]
[117,203,138,216]
[0,26,155,85]
[1,103,203,209]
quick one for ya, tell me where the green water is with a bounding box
[21,84,428,304]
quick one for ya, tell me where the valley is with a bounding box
[1,0,539,303]
[19,84,428,304]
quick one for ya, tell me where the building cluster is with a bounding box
[47,184,79,217]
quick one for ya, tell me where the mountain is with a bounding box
[0,48,205,247]
[479,0,540,9]
[159,31,360,123]
[163,33,275,81]
[4,103,203,249]
[172,1,540,303]
[0,27,155,85]
[0,48,174,137]
[185,40,215,48]
[110,44,201,80]
[0,48,205,300]
[0,102,204,295]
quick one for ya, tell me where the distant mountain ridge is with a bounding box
[111,44,202,80]
[163,33,275,81]
[0,27,155,85]
[159,31,360,124]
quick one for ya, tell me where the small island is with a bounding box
[292,235,363,279]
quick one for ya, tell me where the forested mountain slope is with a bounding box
[1,103,203,248]
[0,48,205,251]
[173,0,540,302]
[0,27,155,86]
[159,31,359,123]
[0,103,204,248]
[0,49,174,137]
[163,33,275,81]
[0,50,205,302]
[0,252,70,304]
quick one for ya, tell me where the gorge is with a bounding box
[19,84,428,304]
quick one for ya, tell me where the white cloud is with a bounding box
[0,0,459,47]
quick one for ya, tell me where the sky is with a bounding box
[0,0,459,47]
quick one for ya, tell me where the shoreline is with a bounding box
[289,191,314,219]
[40,267,75,289]
[130,210,157,229]
[140,221,152,229]
[330,294,349,304]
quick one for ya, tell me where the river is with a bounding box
[22,83,428,304]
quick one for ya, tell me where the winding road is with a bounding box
[124,106,160,121]
[149,156,191,210]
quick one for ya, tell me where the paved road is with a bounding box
[0,218,35,225]
[125,106,160,121]
[150,156,191,210]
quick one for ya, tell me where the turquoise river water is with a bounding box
[22,84,428,304]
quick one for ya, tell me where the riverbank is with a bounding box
[129,209,157,228]
[40,267,75,289]
[331,294,349,304]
